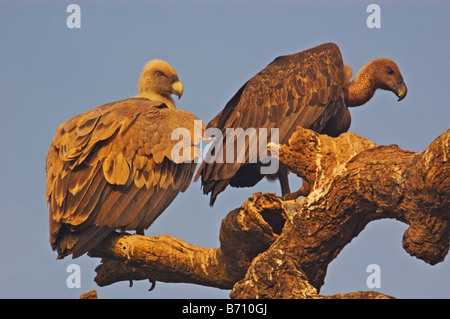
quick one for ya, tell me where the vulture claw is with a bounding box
[148,280,156,291]
[282,181,312,200]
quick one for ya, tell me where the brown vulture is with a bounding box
[195,42,407,205]
[46,60,203,259]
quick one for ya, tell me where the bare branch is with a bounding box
[89,193,284,289]
[88,128,449,299]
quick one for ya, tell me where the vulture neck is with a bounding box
[137,92,176,109]
[344,62,377,107]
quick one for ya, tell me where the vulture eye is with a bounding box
[386,67,394,75]
[155,71,165,78]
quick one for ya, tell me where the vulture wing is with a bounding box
[195,42,347,205]
[46,97,202,258]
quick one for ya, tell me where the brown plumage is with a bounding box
[195,42,407,205]
[46,60,203,259]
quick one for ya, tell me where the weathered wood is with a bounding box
[88,127,449,299]
[231,128,449,298]
[80,290,97,299]
[89,193,283,289]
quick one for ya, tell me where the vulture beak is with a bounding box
[394,80,407,101]
[172,81,184,99]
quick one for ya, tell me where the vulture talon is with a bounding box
[282,179,312,200]
[282,191,302,201]
[148,280,156,292]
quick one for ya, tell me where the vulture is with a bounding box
[195,42,407,206]
[46,60,203,259]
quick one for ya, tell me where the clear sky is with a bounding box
[0,1,448,299]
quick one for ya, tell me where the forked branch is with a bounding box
[89,128,449,299]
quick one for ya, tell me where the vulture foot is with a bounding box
[148,279,156,291]
[282,180,311,200]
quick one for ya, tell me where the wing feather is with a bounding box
[195,42,346,205]
[46,97,203,258]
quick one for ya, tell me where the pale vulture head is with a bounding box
[137,59,184,109]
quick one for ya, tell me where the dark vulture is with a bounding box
[195,42,407,205]
[46,60,203,259]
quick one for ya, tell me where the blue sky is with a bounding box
[0,1,448,299]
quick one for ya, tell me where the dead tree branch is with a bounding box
[89,128,449,299]
[89,193,284,289]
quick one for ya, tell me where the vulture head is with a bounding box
[137,59,184,108]
[345,58,407,106]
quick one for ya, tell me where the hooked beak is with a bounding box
[394,80,407,101]
[171,81,184,99]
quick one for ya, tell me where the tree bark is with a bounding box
[88,128,449,299]
[89,192,284,289]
